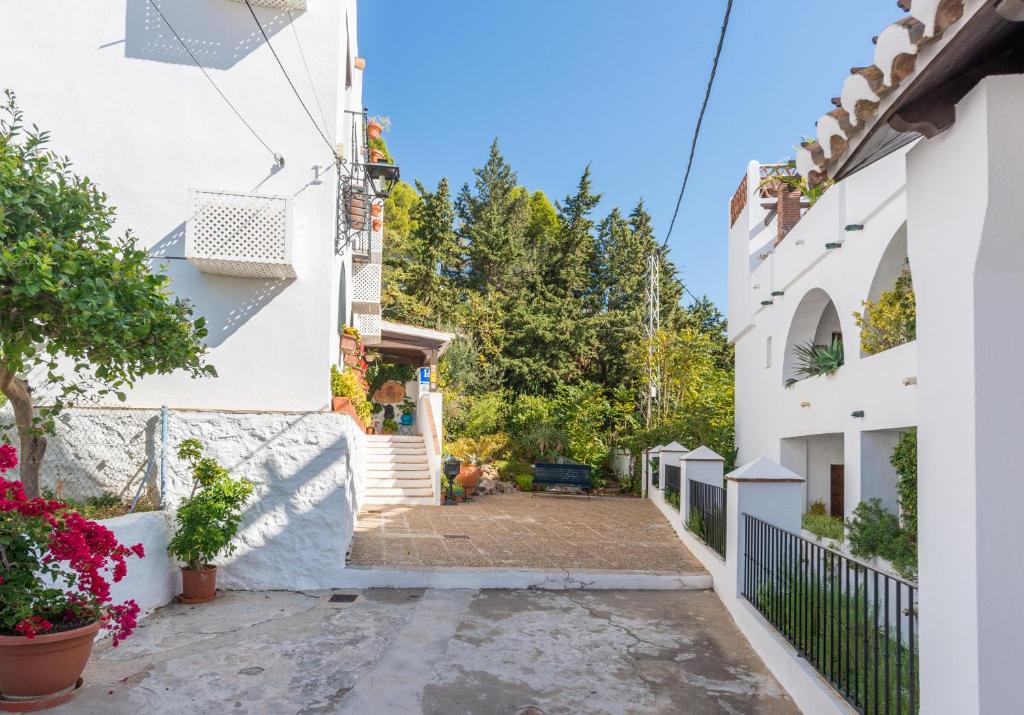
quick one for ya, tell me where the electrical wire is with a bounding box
[145,0,280,163]
[244,0,335,153]
[662,0,734,249]
[287,9,332,138]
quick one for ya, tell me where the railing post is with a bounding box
[724,457,804,598]
[680,446,724,523]
[159,405,168,508]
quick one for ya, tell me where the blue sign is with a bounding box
[418,367,431,385]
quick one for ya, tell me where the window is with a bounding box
[766,336,773,368]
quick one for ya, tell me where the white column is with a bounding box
[724,457,804,598]
[907,74,1024,714]
[680,446,725,518]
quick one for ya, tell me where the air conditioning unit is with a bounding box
[227,0,306,11]
[186,190,296,279]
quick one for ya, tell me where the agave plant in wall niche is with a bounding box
[786,338,844,387]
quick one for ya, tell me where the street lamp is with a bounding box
[365,162,400,199]
[443,457,460,506]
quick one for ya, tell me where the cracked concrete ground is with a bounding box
[56,589,797,714]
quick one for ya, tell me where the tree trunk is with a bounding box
[0,367,46,497]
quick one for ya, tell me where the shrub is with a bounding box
[447,433,509,465]
[891,429,917,539]
[514,473,533,491]
[685,506,704,533]
[854,266,916,355]
[553,382,611,472]
[802,512,845,542]
[330,364,373,424]
[665,490,680,510]
[806,499,827,517]
[168,440,254,572]
[845,499,916,580]
[447,390,508,439]
[0,445,144,645]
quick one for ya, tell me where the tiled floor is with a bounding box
[347,492,705,573]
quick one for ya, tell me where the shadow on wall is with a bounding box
[125,0,297,70]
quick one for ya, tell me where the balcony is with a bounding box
[227,0,306,10]
[186,190,295,279]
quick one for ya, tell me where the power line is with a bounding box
[244,1,334,153]
[286,9,331,138]
[145,0,280,163]
[662,0,734,249]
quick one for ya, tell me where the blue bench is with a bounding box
[532,463,593,496]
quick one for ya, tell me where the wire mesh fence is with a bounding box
[3,406,168,517]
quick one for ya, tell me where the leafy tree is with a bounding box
[854,265,916,355]
[0,92,213,496]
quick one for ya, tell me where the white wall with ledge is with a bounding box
[98,511,178,625]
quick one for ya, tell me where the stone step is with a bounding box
[364,486,434,497]
[366,461,430,472]
[366,435,424,444]
[362,494,436,506]
[365,470,431,481]
[365,454,428,465]
[364,447,427,458]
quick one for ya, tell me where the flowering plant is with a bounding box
[0,445,143,645]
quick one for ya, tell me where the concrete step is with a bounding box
[364,477,433,489]
[364,449,427,460]
[366,461,430,472]
[362,494,436,506]
[366,435,424,444]
[364,486,434,497]
[365,470,431,482]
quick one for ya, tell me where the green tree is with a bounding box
[0,92,213,496]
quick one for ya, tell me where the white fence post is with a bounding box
[724,457,804,598]
[680,446,724,520]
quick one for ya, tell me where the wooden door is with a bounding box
[830,465,845,518]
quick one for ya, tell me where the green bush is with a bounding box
[330,364,373,424]
[514,473,533,491]
[802,512,845,542]
[845,499,916,580]
[665,490,680,510]
[685,506,703,533]
[854,266,915,355]
[168,440,254,571]
[891,429,917,539]
[446,433,509,465]
[806,499,827,517]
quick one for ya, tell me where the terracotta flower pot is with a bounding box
[372,218,383,233]
[340,334,358,353]
[0,619,100,710]
[331,396,352,413]
[369,148,385,163]
[180,565,217,604]
[370,203,382,217]
[343,353,359,368]
[456,465,481,497]
[367,120,383,140]
[354,57,366,70]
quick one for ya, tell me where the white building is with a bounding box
[728,148,917,519]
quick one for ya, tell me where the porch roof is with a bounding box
[373,320,455,366]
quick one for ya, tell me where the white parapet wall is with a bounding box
[99,511,178,623]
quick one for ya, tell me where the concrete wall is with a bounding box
[100,511,178,624]
[729,148,918,519]
[0,0,362,412]
[157,409,366,591]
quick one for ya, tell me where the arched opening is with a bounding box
[858,223,915,357]
[782,288,844,386]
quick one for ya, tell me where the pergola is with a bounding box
[372,321,455,388]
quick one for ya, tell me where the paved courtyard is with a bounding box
[57,589,797,714]
[348,493,704,573]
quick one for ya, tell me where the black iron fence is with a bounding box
[743,514,918,714]
[663,464,680,509]
[687,480,726,558]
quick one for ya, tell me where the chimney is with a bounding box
[775,183,802,245]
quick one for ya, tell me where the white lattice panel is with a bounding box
[187,190,295,279]
[351,263,382,305]
[353,306,381,345]
[227,0,306,10]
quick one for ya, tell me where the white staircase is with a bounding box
[362,435,435,505]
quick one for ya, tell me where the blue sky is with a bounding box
[360,1,902,309]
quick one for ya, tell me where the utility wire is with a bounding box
[244,1,335,153]
[662,0,734,249]
[287,9,332,138]
[145,0,280,163]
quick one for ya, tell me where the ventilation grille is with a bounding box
[187,190,295,279]
[351,263,382,305]
[227,0,307,10]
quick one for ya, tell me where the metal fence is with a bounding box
[743,514,919,714]
[687,480,726,558]
[663,464,680,509]
[4,406,168,513]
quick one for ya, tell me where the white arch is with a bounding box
[782,288,843,385]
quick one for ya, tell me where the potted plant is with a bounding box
[372,217,383,233]
[340,325,360,354]
[370,202,383,217]
[330,365,373,428]
[399,397,416,427]
[369,147,386,164]
[0,444,144,710]
[381,418,398,434]
[168,440,254,604]
[452,483,465,503]
[456,455,482,497]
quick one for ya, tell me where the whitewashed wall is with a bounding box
[728,148,918,517]
[100,511,178,623]
[0,0,362,412]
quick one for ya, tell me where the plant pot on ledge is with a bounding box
[370,202,383,217]
[369,148,386,163]
[0,620,100,712]
[180,565,218,605]
[340,334,358,354]
[367,119,383,139]
[372,218,383,233]
[343,353,360,368]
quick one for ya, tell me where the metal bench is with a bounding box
[532,463,593,496]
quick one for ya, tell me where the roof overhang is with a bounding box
[373,320,455,366]
[797,0,1024,185]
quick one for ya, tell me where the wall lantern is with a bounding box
[365,162,400,199]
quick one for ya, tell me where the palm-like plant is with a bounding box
[786,338,844,387]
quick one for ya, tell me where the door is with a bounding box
[830,465,845,518]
